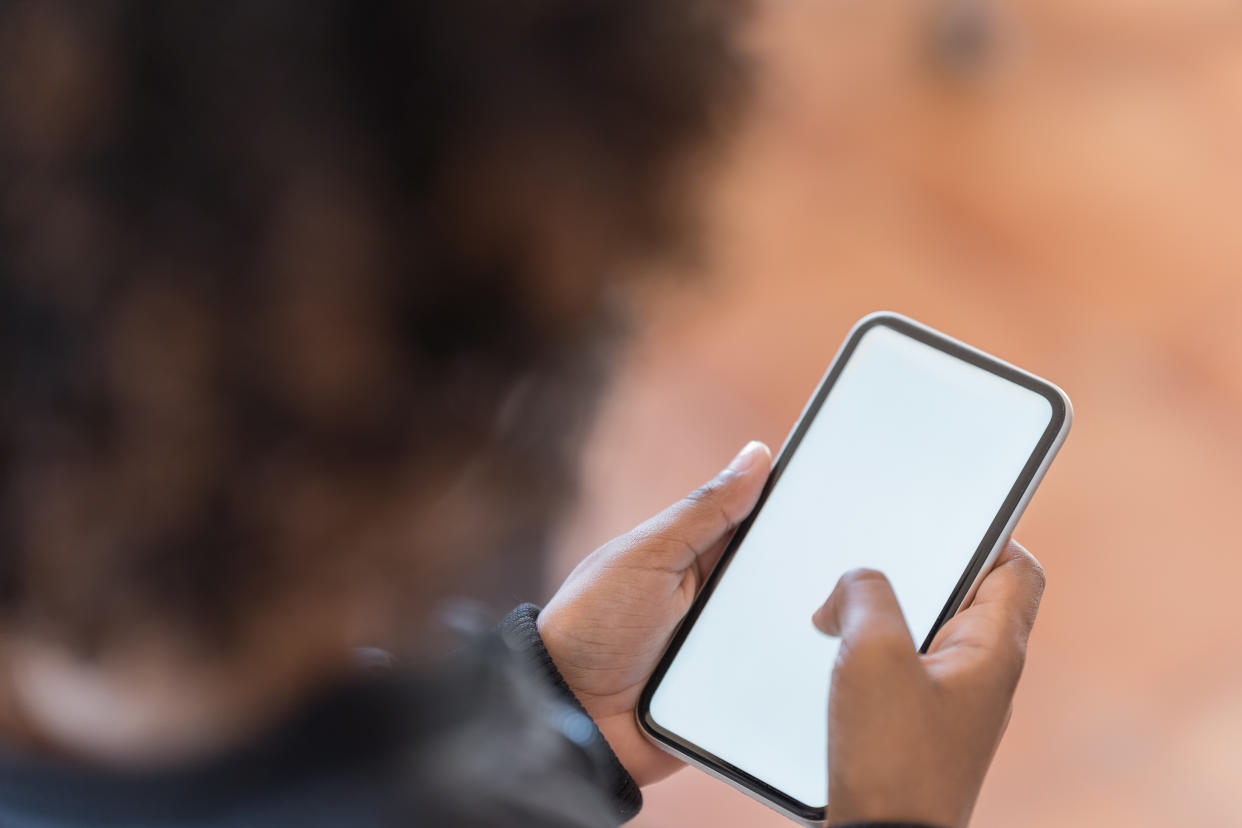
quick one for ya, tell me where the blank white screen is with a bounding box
[648,324,1052,809]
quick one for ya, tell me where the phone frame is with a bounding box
[636,311,1072,825]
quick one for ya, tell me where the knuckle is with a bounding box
[870,630,915,659]
[685,476,726,508]
[1009,542,1047,593]
[994,637,1029,690]
[683,477,734,526]
[1028,557,1048,594]
[843,633,914,675]
[839,623,912,663]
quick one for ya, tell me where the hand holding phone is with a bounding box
[638,312,1071,823]
[538,440,774,787]
[541,432,1046,826]
[816,542,1045,828]
[542,312,1067,825]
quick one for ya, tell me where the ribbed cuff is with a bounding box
[498,603,643,823]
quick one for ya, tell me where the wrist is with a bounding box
[535,617,639,781]
[535,610,679,789]
[827,787,964,828]
[592,713,665,788]
[499,604,643,819]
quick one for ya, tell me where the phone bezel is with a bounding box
[635,311,1072,824]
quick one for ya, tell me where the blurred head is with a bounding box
[0,0,749,665]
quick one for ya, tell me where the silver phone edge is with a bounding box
[637,736,829,826]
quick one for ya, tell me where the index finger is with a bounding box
[813,569,918,660]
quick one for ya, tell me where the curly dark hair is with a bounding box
[0,0,749,656]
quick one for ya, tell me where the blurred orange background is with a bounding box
[549,1,1242,825]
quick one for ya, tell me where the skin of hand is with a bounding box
[538,440,772,787]
[813,541,1046,828]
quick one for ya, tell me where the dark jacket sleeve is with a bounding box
[498,603,643,824]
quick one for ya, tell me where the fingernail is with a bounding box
[812,602,840,637]
[727,440,767,475]
[812,580,845,636]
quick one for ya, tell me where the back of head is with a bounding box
[0,0,749,661]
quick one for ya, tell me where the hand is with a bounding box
[538,441,771,787]
[813,541,1046,828]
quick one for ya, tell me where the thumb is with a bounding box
[624,441,770,575]
[813,569,918,661]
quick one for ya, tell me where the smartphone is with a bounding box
[636,312,1071,825]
